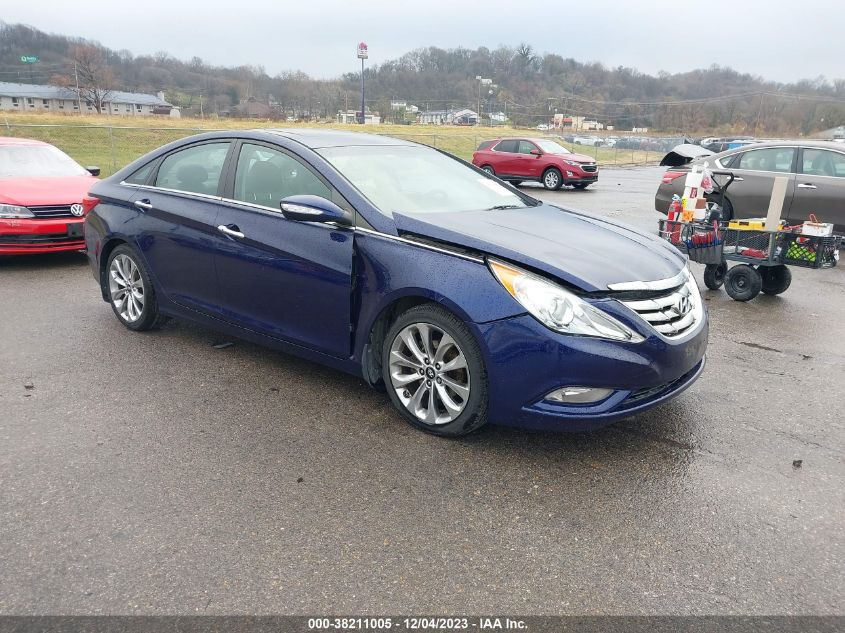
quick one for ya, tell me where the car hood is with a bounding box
[0,176,98,207]
[562,152,594,163]
[393,204,686,292]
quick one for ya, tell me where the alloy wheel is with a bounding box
[388,322,471,426]
[544,170,560,188]
[109,253,145,322]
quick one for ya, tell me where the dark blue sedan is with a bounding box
[84,129,707,436]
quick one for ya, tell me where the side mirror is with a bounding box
[87,166,101,176]
[279,195,350,225]
[530,149,542,156]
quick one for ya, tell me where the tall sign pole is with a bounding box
[357,42,368,124]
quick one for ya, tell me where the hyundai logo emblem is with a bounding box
[70,203,85,217]
[675,294,691,316]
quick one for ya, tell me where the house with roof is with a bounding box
[0,82,176,116]
[417,108,478,126]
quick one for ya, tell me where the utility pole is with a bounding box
[357,42,368,124]
[73,61,82,113]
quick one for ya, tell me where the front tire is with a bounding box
[703,260,728,290]
[542,168,562,190]
[382,304,489,437]
[724,264,762,302]
[106,245,163,331]
[760,265,792,295]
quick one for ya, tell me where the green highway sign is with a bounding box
[20,56,39,64]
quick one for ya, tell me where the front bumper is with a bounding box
[0,217,85,255]
[564,171,598,184]
[475,306,708,431]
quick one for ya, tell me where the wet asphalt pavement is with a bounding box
[1,166,843,614]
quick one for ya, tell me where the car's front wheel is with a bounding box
[542,168,562,190]
[106,245,163,331]
[382,304,489,437]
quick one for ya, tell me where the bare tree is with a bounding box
[67,45,115,113]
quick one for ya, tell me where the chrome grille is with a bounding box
[619,276,700,338]
[29,205,75,218]
[581,164,598,173]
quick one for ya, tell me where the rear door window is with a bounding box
[801,149,845,177]
[154,142,231,195]
[734,147,795,173]
[494,140,518,153]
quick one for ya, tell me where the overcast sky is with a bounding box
[4,0,843,83]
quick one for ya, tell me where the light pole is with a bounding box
[475,76,493,126]
[357,42,368,124]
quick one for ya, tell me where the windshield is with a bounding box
[535,140,572,155]
[0,144,89,178]
[318,145,532,215]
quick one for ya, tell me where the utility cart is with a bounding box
[658,172,842,302]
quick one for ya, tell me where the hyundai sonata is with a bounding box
[85,130,707,436]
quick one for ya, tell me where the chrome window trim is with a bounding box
[119,182,223,202]
[355,227,484,263]
[607,268,687,292]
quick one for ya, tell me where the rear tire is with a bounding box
[542,168,562,190]
[760,265,792,295]
[481,165,495,176]
[382,304,489,437]
[724,264,762,302]
[106,245,164,331]
[703,260,728,290]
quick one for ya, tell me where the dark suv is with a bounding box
[472,138,599,190]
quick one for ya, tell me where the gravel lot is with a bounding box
[1,166,843,614]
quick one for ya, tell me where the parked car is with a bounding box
[0,137,100,255]
[84,130,707,436]
[573,136,603,147]
[536,123,550,131]
[656,140,845,233]
[472,137,599,189]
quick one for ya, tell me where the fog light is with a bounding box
[566,171,574,177]
[545,386,613,404]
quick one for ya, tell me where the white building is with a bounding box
[336,110,381,125]
[0,82,174,116]
[417,108,478,125]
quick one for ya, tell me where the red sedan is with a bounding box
[472,137,599,190]
[0,137,99,255]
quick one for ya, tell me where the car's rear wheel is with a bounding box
[383,304,488,437]
[481,165,495,176]
[542,168,562,190]
[572,182,591,190]
[106,245,163,331]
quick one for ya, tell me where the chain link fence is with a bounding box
[2,122,663,177]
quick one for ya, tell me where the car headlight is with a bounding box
[489,259,644,343]
[563,160,580,167]
[0,204,35,219]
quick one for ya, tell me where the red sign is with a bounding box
[357,42,368,59]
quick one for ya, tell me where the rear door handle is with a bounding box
[134,199,153,211]
[797,183,818,189]
[217,224,245,239]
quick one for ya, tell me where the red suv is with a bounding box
[472,138,598,190]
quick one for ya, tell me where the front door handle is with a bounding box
[134,199,153,211]
[217,224,245,239]
[797,183,818,189]
[732,176,744,182]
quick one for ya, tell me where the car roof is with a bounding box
[0,136,49,146]
[713,139,845,154]
[260,128,417,149]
